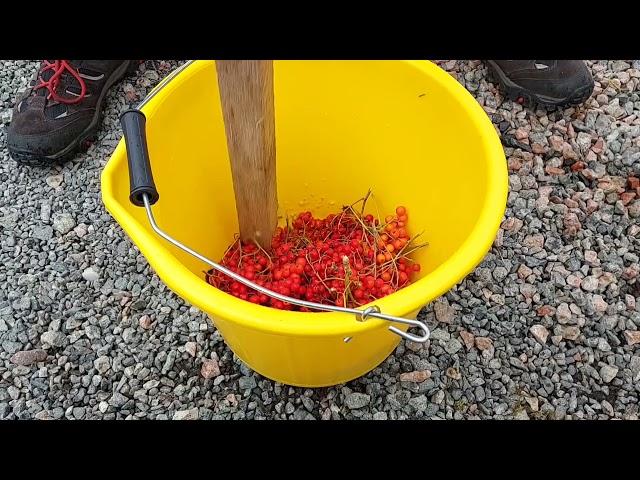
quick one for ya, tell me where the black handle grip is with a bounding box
[120,110,159,207]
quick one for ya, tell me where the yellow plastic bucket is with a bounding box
[101,60,508,387]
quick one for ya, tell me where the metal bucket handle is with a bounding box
[120,61,430,343]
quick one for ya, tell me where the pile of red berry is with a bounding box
[206,192,426,311]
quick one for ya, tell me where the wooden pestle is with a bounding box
[216,60,278,251]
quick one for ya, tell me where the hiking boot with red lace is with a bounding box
[485,60,594,109]
[7,60,137,165]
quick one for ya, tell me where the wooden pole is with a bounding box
[216,60,278,251]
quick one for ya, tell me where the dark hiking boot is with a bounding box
[485,60,594,109]
[7,60,138,166]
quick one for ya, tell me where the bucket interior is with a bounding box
[105,60,504,315]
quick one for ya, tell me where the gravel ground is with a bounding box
[1,60,639,420]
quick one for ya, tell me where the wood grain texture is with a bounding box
[216,60,278,251]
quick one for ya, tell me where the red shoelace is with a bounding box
[34,60,86,104]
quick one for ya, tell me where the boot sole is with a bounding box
[8,61,140,167]
[485,60,594,110]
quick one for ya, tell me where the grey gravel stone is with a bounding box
[345,393,370,410]
[444,338,463,354]
[238,376,256,390]
[110,392,128,408]
[173,408,199,420]
[52,213,76,234]
[430,328,450,341]
[629,356,640,381]
[40,331,67,348]
[94,356,111,374]
[599,364,619,383]
[409,395,429,412]
[161,350,176,374]
[612,60,630,72]
[32,225,53,241]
